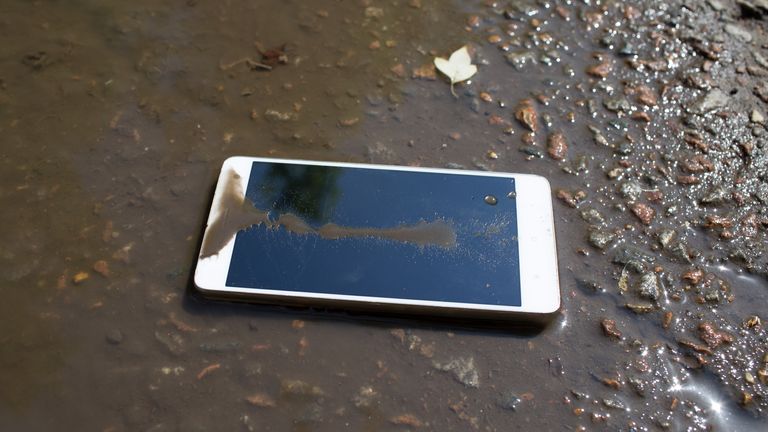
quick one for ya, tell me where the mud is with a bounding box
[1,0,768,430]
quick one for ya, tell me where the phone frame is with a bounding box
[194,157,560,321]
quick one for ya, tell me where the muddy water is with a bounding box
[1,0,767,430]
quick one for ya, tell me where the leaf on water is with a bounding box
[434,45,477,97]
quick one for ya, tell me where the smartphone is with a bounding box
[194,157,560,323]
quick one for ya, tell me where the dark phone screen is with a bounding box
[226,161,521,306]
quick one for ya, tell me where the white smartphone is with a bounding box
[194,157,560,323]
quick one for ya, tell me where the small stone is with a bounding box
[515,99,538,132]
[631,203,655,225]
[724,24,753,43]
[199,341,241,353]
[700,186,729,205]
[704,289,720,303]
[625,303,655,314]
[433,357,480,388]
[390,63,406,78]
[338,117,359,127]
[603,398,626,410]
[352,386,378,409]
[547,132,568,160]
[589,230,616,250]
[520,145,544,158]
[628,376,647,397]
[580,208,605,225]
[497,391,521,411]
[636,272,661,301]
[682,268,704,284]
[634,85,658,106]
[389,414,423,428]
[586,61,612,78]
[364,6,384,18]
[751,109,765,124]
[106,329,124,345]
[281,379,324,397]
[618,181,643,200]
[93,260,110,277]
[412,63,436,80]
[72,271,90,284]
[698,322,733,348]
[506,50,537,70]
[601,319,622,339]
[245,393,276,408]
[612,246,654,270]
[687,89,729,114]
[604,97,632,113]
[658,229,677,249]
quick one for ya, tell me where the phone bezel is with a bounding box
[194,156,560,316]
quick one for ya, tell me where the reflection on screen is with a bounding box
[226,162,521,307]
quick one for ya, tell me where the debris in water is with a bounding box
[196,363,221,380]
[484,195,497,205]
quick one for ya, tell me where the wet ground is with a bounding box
[2,0,768,430]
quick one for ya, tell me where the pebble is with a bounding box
[245,393,276,408]
[618,180,643,200]
[497,391,522,411]
[751,109,765,124]
[93,260,110,277]
[72,271,90,284]
[106,329,124,345]
[589,230,616,250]
[514,99,538,132]
[506,51,537,70]
[687,89,729,114]
[630,202,655,225]
[547,132,568,160]
[519,145,544,158]
[580,208,605,225]
[199,341,241,353]
[433,357,480,388]
[603,97,632,113]
[724,24,753,43]
[352,386,378,409]
[155,330,185,355]
[586,60,612,78]
[636,272,661,301]
[281,379,325,397]
[600,319,622,339]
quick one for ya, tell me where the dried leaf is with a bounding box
[434,46,477,96]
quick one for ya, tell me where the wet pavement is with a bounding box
[1,0,768,430]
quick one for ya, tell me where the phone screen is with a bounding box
[226,161,522,306]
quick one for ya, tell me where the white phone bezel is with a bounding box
[194,156,560,315]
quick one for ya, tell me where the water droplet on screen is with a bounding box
[507,191,516,199]
[484,195,498,205]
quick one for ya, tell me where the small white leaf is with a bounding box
[434,46,478,96]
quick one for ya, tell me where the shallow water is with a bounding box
[1,0,767,430]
